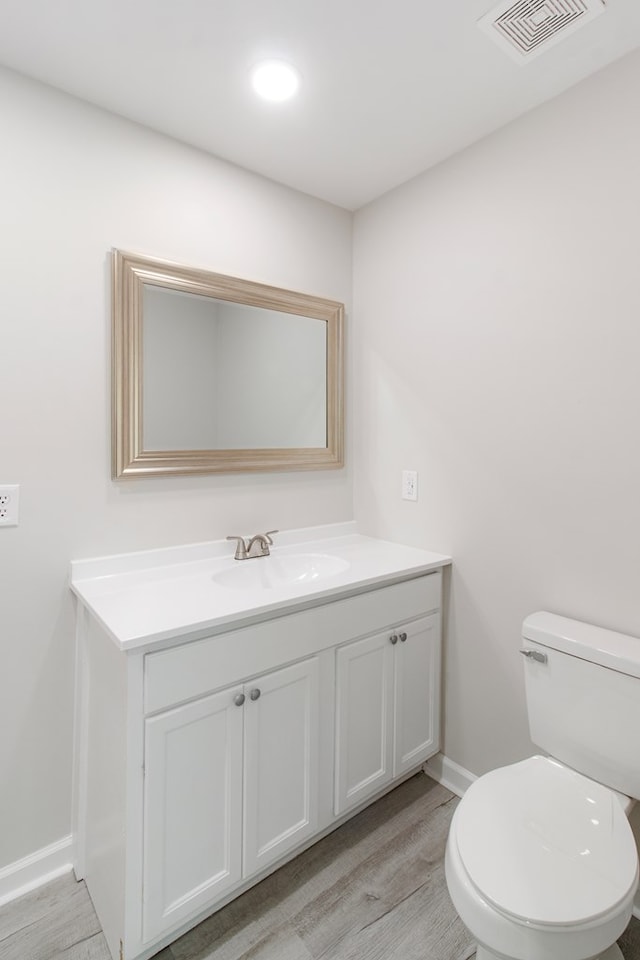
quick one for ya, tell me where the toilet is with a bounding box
[445,611,640,960]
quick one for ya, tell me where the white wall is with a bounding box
[353,49,640,778]
[0,66,352,871]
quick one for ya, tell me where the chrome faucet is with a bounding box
[226,530,278,561]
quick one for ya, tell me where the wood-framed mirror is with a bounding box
[112,250,344,478]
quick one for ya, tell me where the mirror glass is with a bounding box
[142,287,327,451]
[112,250,344,478]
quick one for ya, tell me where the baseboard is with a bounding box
[423,752,476,798]
[0,835,74,907]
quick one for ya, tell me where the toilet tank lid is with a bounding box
[523,612,640,679]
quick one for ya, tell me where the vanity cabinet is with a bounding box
[334,613,440,815]
[72,551,447,960]
[143,657,320,942]
[143,686,243,939]
[241,658,320,876]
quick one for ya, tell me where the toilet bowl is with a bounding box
[445,756,638,960]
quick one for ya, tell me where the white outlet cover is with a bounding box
[0,485,20,526]
[402,470,418,502]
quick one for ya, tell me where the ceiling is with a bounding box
[2,0,640,210]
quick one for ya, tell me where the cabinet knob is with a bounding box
[233,693,246,707]
[400,632,407,642]
[250,688,261,701]
[390,634,398,645]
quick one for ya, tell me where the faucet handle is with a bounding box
[226,535,248,560]
[264,530,278,545]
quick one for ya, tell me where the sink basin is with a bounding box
[212,553,350,591]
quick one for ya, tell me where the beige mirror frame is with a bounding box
[112,250,344,478]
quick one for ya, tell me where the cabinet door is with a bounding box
[243,658,319,877]
[334,631,394,815]
[142,687,244,942]
[393,613,440,777]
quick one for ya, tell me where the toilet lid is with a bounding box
[455,756,638,927]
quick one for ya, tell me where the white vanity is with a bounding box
[71,523,450,960]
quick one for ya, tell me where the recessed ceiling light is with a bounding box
[251,60,300,102]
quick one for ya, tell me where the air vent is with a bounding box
[478,0,606,63]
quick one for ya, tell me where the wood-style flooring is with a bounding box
[2,774,640,960]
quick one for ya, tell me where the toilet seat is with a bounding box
[454,755,638,929]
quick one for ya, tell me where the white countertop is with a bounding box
[70,522,451,651]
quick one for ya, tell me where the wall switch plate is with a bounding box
[0,485,20,526]
[402,470,418,502]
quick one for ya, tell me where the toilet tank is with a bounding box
[522,612,640,799]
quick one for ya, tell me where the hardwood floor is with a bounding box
[2,774,640,960]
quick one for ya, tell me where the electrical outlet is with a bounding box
[0,485,20,526]
[402,470,418,502]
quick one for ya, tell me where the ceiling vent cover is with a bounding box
[479,0,606,63]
